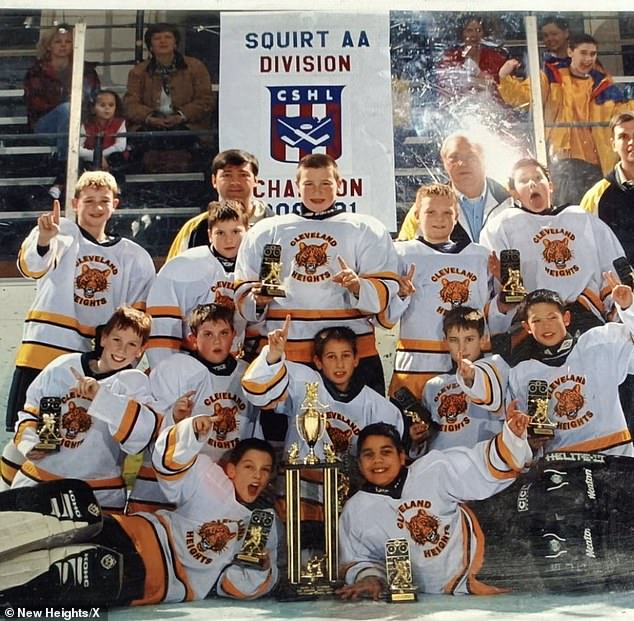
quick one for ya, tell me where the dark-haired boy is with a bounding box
[337,417,531,599]
[235,153,399,395]
[128,303,260,513]
[145,200,248,367]
[414,306,505,457]
[0,436,278,607]
[2,306,159,512]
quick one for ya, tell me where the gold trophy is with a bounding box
[35,397,62,452]
[500,249,528,304]
[296,382,329,465]
[259,243,286,297]
[234,509,274,568]
[527,380,556,438]
[385,538,418,602]
[281,383,341,599]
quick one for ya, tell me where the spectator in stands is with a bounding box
[80,89,127,175]
[438,15,508,92]
[398,133,513,244]
[23,23,100,159]
[498,33,633,206]
[167,149,273,259]
[541,16,570,65]
[124,22,214,173]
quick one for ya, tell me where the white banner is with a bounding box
[219,11,396,230]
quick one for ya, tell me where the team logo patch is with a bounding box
[326,423,353,455]
[406,508,441,545]
[186,518,246,565]
[268,85,345,163]
[439,278,470,307]
[397,499,450,557]
[62,401,92,441]
[212,403,239,441]
[553,384,584,420]
[213,289,235,311]
[75,265,111,299]
[542,238,573,269]
[437,392,468,424]
[295,242,329,275]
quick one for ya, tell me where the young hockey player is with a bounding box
[0,436,278,607]
[336,419,531,599]
[411,306,505,457]
[127,303,260,513]
[145,200,248,367]
[386,183,511,400]
[480,158,626,334]
[6,171,155,430]
[5,307,158,512]
[234,153,399,395]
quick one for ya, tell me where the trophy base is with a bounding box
[501,293,527,304]
[233,553,266,568]
[388,589,418,602]
[529,424,557,437]
[276,580,342,601]
[33,442,60,452]
[260,284,286,298]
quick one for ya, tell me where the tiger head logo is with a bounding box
[75,265,111,299]
[212,403,238,441]
[196,520,236,553]
[553,384,584,420]
[326,424,353,455]
[439,278,470,307]
[406,508,440,545]
[62,401,92,439]
[437,392,468,424]
[542,238,572,269]
[295,242,329,275]
[213,290,235,311]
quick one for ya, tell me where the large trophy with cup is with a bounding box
[527,379,556,438]
[281,382,341,599]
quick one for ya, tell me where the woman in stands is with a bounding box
[123,23,214,173]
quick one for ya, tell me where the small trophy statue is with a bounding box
[259,243,286,297]
[527,380,556,438]
[234,509,275,568]
[613,256,634,290]
[391,387,433,429]
[385,538,418,602]
[296,383,329,465]
[500,249,528,304]
[35,397,62,452]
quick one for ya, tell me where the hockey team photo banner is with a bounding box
[219,11,396,230]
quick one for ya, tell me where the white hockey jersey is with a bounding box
[145,245,244,367]
[16,218,155,370]
[11,352,160,511]
[115,418,279,605]
[479,205,625,318]
[234,211,399,364]
[423,368,504,453]
[508,306,634,457]
[339,423,532,594]
[241,346,404,461]
[385,239,509,399]
[128,353,260,513]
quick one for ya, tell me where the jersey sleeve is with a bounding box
[13,371,48,456]
[339,501,387,585]
[87,371,162,455]
[16,219,75,280]
[241,346,289,409]
[216,521,279,600]
[457,355,509,413]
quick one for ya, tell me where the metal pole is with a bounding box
[64,21,86,214]
[524,15,547,165]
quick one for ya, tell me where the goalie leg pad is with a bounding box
[0,479,102,561]
[0,544,123,607]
